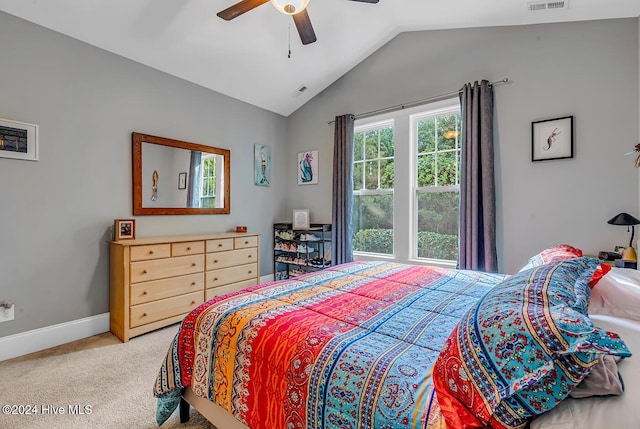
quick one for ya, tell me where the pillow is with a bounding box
[531,314,640,429]
[588,263,612,288]
[433,257,631,429]
[589,267,640,321]
[568,354,623,398]
[518,244,583,272]
[518,244,610,288]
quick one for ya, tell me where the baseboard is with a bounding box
[0,278,275,362]
[0,313,110,362]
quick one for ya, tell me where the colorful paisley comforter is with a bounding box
[154,261,507,428]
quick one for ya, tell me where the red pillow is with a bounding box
[518,244,583,272]
[537,244,583,262]
[520,244,609,288]
[589,263,612,288]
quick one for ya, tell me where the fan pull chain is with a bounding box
[288,23,292,58]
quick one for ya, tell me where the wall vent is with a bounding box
[527,0,568,11]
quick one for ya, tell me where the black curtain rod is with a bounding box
[327,78,510,125]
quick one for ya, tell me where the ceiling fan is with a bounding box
[217,0,379,45]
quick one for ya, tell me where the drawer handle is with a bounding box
[142,270,148,274]
[190,301,196,305]
[142,291,147,295]
[248,270,252,274]
[142,313,147,317]
[247,255,252,258]
[244,241,249,245]
[191,263,196,267]
[217,243,223,247]
[213,277,218,281]
[213,259,218,263]
[148,250,154,255]
[186,247,191,251]
[191,282,196,286]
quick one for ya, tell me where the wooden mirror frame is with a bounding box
[132,132,231,215]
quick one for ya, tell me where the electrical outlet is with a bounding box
[0,303,14,322]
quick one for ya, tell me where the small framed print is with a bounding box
[0,118,39,161]
[532,116,573,162]
[114,219,135,240]
[178,172,187,190]
[292,209,310,230]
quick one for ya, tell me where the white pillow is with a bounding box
[588,268,640,321]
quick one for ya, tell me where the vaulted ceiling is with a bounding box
[0,0,638,116]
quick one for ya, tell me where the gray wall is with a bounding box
[1,12,639,339]
[0,11,288,337]
[287,18,640,274]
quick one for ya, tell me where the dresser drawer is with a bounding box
[130,291,203,328]
[130,254,204,283]
[130,244,171,261]
[171,241,205,257]
[235,236,258,249]
[206,248,257,271]
[206,238,234,253]
[205,263,258,288]
[130,273,204,305]
[205,279,257,301]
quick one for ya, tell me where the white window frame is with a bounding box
[352,119,395,257]
[353,98,460,268]
[411,104,461,263]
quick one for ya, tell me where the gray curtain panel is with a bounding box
[186,150,201,208]
[459,80,498,272]
[332,114,355,265]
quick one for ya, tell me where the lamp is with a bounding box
[270,0,309,14]
[607,212,640,261]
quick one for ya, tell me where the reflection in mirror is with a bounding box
[133,133,230,215]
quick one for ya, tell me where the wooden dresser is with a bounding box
[110,232,260,342]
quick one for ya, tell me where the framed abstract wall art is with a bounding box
[532,116,573,162]
[254,144,271,187]
[298,149,318,185]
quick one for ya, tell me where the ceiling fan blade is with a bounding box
[217,0,270,20]
[292,9,317,45]
[348,0,379,3]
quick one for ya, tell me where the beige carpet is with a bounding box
[0,325,214,429]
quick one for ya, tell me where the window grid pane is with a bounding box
[414,110,461,261]
[352,124,394,255]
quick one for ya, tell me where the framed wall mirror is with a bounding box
[132,132,230,215]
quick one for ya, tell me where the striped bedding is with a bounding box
[154,261,507,428]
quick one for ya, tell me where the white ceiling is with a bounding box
[0,0,638,117]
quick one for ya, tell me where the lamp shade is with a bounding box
[608,212,640,257]
[270,0,309,14]
[607,212,640,226]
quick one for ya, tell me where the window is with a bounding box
[351,100,461,263]
[200,154,218,208]
[414,108,461,260]
[352,121,394,255]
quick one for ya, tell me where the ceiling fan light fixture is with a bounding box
[270,0,310,15]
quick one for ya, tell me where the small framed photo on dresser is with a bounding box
[114,219,135,240]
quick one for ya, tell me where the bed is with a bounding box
[153,249,637,429]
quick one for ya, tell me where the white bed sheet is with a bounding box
[531,314,640,429]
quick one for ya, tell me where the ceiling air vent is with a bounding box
[292,84,308,98]
[527,0,568,11]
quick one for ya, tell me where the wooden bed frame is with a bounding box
[180,386,250,429]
